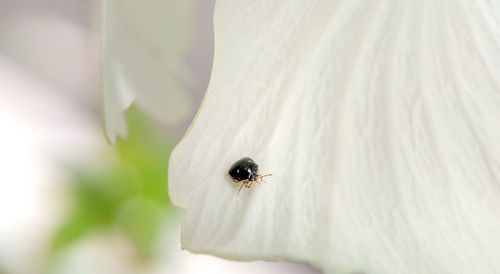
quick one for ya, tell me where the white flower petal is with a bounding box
[102,0,197,142]
[169,1,500,273]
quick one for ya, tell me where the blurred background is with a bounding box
[0,1,320,273]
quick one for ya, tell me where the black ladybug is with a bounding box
[228,157,272,194]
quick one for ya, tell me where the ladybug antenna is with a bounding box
[259,173,272,181]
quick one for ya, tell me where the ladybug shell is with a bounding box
[228,157,259,181]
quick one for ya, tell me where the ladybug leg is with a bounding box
[237,180,248,195]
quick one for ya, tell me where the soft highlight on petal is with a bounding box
[102,0,197,142]
[169,1,500,273]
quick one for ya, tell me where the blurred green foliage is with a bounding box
[51,106,178,260]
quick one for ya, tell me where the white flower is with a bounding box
[168,1,500,274]
[102,0,198,143]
